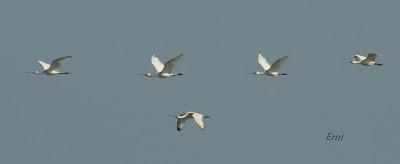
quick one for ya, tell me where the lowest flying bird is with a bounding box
[27,56,72,75]
[350,53,383,66]
[139,54,184,78]
[169,111,211,131]
[253,53,289,76]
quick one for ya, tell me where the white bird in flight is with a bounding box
[169,111,210,131]
[27,56,72,75]
[253,53,289,76]
[350,53,383,66]
[139,54,184,78]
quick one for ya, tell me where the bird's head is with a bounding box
[252,72,263,75]
[137,73,152,77]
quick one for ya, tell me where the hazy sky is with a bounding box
[0,0,399,163]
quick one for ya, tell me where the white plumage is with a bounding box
[151,55,165,73]
[254,53,289,76]
[351,53,383,66]
[139,54,184,78]
[169,112,210,131]
[27,56,72,75]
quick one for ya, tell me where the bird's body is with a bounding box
[254,53,289,76]
[169,111,210,131]
[351,53,383,66]
[28,56,72,75]
[139,54,184,78]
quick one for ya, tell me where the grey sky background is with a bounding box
[0,0,399,163]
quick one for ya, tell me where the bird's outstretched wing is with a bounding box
[161,54,183,74]
[177,118,186,131]
[258,53,271,71]
[269,55,289,73]
[37,60,51,70]
[151,54,165,73]
[192,113,205,130]
[48,56,72,71]
[363,53,381,63]
[354,55,366,61]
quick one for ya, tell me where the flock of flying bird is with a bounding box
[26,52,384,131]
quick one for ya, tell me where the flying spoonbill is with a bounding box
[351,53,383,66]
[253,53,289,76]
[169,111,210,131]
[27,56,72,75]
[139,54,183,78]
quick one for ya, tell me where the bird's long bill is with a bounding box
[168,115,177,118]
[204,116,211,118]
[26,71,38,74]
